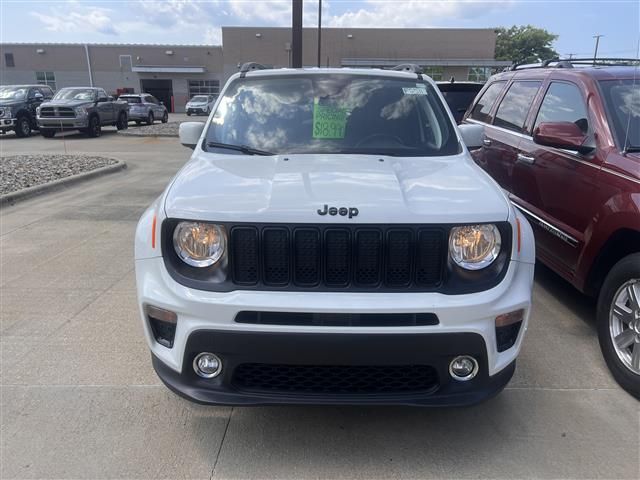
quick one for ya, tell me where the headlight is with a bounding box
[75,106,88,116]
[35,107,40,116]
[173,222,226,267]
[449,224,501,270]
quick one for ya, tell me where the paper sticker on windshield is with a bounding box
[402,86,428,95]
[313,101,348,139]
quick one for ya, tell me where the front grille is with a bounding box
[230,225,445,291]
[235,311,439,327]
[232,363,439,395]
[39,107,75,118]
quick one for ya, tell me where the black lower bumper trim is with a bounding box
[152,330,515,406]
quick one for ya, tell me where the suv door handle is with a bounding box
[483,138,492,146]
[517,153,536,165]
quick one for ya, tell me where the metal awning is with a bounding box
[341,58,512,68]
[132,65,206,73]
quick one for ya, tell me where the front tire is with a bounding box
[597,253,640,399]
[14,116,32,138]
[116,112,128,130]
[86,116,101,138]
[146,111,154,125]
[161,111,168,123]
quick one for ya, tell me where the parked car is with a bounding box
[437,80,484,124]
[119,93,168,125]
[0,85,54,137]
[463,59,640,398]
[37,87,129,138]
[185,95,216,115]
[134,63,535,406]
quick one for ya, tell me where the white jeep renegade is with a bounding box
[135,64,535,406]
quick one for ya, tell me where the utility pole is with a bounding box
[592,34,603,64]
[317,0,322,67]
[292,0,303,68]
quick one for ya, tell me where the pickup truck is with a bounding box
[37,87,129,138]
[0,85,54,137]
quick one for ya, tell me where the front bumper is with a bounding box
[186,107,207,115]
[153,330,516,406]
[136,255,533,406]
[0,118,17,131]
[37,117,88,129]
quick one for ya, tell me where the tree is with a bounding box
[495,25,559,65]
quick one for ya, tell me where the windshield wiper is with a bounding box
[206,141,274,156]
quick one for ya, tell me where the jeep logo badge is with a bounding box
[317,204,359,219]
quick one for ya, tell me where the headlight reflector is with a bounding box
[449,224,501,270]
[173,222,226,267]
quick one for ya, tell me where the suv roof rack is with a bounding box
[239,62,268,78]
[510,57,640,71]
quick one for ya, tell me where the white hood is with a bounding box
[164,151,510,224]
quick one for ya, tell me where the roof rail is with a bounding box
[510,57,640,71]
[239,62,268,78]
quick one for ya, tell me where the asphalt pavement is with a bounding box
[1,128,638,479]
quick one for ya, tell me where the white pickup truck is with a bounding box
[134,64,535,406]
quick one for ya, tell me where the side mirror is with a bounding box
[160,101,164,106]
[179,122,205,150]
[97,96,109,103]
[533,122,591,154]
[33,92,44,101]
[458,123,484,150]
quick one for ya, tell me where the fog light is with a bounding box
[193,352,222,378]
[449,355,478,381]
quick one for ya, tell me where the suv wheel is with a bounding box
[116,112,128,130]
[86,116,101,138]
[161,111,168,123]
[597,253,640,399]
[147,111,154,125]
[14,116,32,138]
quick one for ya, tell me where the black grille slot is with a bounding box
[355,230,382,286]
[228,224,446,291]
[232,363,439,395]
[235,311,439,327]
[325,229,350,286]
[294,229,320,285]
[262,228,290,285]
[231,227,259,284]
[415,230,444,286]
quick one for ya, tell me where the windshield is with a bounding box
[204,74,460,156]
[53,88,96,101]
[599,79,640,150]
[120,96,141,104]
[191,95,209,102]
[0,87,27,101]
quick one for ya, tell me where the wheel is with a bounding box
[86,116,101,138]
[186,112,191,116]
[597,253,640,399]
[116,112,128,130]
[14,116,32,138]
[206,106,211,115]
[161,111,168,123]
[136,121,142,126]
[147,111,154,125]
[40,129,56,138]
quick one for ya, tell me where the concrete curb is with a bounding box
[0,159,127,207]
[118,131,178,138]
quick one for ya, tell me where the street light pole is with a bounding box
[317,0,322,67]
[592,34,603,65]
[292,0,303,68]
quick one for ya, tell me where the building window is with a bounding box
[36,71,56,90]
[5,53,15,68]
[188,79,220,98]
[422,66,444,81]
[468,67,492,82]
[119,55,132,71]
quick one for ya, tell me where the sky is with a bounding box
[0,0,638,59]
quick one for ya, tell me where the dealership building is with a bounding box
[0,27,510,112]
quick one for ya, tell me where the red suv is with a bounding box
[464,59,640,398]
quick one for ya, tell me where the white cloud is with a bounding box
[31,4,117,35]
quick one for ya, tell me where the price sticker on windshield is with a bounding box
[313,100,348,139]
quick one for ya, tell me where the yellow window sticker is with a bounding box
[313,100,348,139]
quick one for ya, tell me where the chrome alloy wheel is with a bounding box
[610,279,640,375]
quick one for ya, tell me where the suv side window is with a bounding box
[148,95,159,104]
[469,81,505,123]
[493,81,541,132]
[534,82,589,134]
[40,86,53,98]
